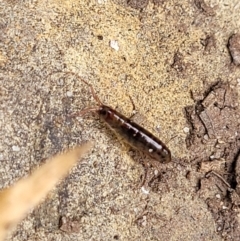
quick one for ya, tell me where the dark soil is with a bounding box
[185,81,240,240]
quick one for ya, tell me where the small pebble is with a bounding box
[183,127,190,133]
[110,40,119,51]
[142,216,147,226]
[141,186,149,195]
[98,0,107,3]
[12,145,20,152]
[237,79,240,85]
[204,134,209,140]
[58,78,64,86]
[216,194,221,199]
[66,91,73,97]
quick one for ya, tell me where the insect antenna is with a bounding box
[165,135,178,145]
[70,107,100,117]
[64,71,103,105]
[62,71,103,117]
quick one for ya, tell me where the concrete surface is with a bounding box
[0,0,240,240]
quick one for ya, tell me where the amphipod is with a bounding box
[72,74,171,164]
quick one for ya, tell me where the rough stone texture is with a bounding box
[0,0,239,240]
[228,34,240,66]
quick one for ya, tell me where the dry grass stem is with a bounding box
[0,142,93,241]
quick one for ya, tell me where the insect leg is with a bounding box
[128,95,137,119]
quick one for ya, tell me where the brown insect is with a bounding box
[70,72,171,164]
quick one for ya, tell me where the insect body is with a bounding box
[98,105,171,163]
[70,72,171,164]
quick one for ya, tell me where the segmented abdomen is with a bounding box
[98,105,171,163]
